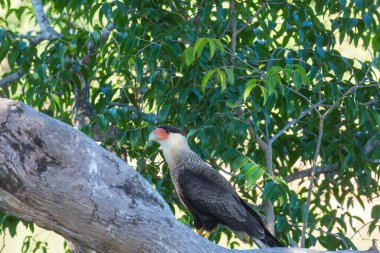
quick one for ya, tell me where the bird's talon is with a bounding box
[197,228,204,235]
[204,231,211,239]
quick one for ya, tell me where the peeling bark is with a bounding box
[0,98,377,253]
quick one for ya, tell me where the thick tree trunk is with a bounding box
[0,98,377,253]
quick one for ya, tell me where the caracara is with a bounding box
[149,126,284,248]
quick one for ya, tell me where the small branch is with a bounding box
[171,0,187,21]
[100,21,114,44]
[365,136,380,155]
[349,221,373,240]
[0,233,5,253]
[208,157,235,177]
[324,65,373,117]
[300,116,325,247]
[284,164,338,183]
[0,69,25,88]
[229,0,237,65]
[236,3,266,34]
[285,86,322,117]
[270,100,324,143]
[193,0,205,30]
[237,107,268,152]
[264,144,275,234]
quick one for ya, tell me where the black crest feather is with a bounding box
[158,126,187,136]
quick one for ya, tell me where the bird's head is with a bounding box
[149,126,189,163]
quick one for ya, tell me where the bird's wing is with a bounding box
[178,169,265,238]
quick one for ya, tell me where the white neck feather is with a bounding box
[158,133,190,165]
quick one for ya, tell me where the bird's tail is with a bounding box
[240,198,284,248]
[260,228,284,247]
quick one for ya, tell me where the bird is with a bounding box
[149,125,284,248]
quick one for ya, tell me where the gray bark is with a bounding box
[0,98,377,253]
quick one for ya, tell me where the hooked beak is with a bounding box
[148,131,157,143]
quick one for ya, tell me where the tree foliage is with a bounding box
[0,0,379,250]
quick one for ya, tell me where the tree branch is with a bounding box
[299,60,375,247]
[270,100,324,143]
[236,3,266,34]
[0,69,25,88]
[30,0,61,37]
[237,107,268,151]
[0,98,377,253]
[229,0,237,65]
[284,164,338,183]
[324,65,373,117]
[300,116,325,247]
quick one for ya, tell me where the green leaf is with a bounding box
[207,38,216,59]
[372,31,380,54]
[90,31,100,45]
[183,46,195,66]
[371,205,380,219]
[243,163,265,187]
[212,38,224,53]
[158,104,171,122]
[226,101,240,108]
[201,69,216,93]
[231,156,250,171]
[96,115,109,132]
[225,68,235,85]
[50,94,61,110]
[267,76,276,96]
[293,71,302,90]
[267,66,282,75]
[316,46,325,59]
[363,13,372,29]
[368,109,380,128]
[134,57,143,82]
[243,79,257,101]
[221,148,240,161]
[194,38,207,58]
[129,129,140,147]
[217,69,226,91]
[368,221,377,236]
[259,85,268,105]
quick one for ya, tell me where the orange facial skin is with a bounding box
[154,128,169,140]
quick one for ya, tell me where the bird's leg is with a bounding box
[197,228,204,235]
[204,231,211,239]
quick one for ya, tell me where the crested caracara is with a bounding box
[149,126,284,248]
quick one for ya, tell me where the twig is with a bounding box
[349,221,373,240]
[285,86,322,117]
[229,0,237,65]
[237,107,268,152]
[236,3,266,34]
[0,232,5,253]
[301,116,325,247]
[284,164,338,183]
[292,224,350,250]
[171,0,187,21]
[324,65,373,117]
[193,0,205,30]
[270,100,324,143]
[208,157,235,177]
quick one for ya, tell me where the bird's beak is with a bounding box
[148,131,157,143]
